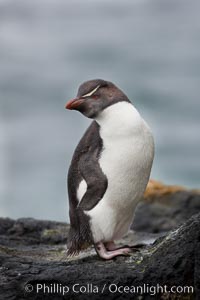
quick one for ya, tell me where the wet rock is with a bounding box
[0,183,199,299]
[133,182,200,233]
[0,213,199,299]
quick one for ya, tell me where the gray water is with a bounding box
[0,0,200,222]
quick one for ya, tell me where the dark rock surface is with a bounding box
[133,190,200,233]
[0,187,200,300]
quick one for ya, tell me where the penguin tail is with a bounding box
[67,224,93,257]
[66,246,80,257]
[67,209,94,257]
[67,233,92,257]
[67,233,81,257]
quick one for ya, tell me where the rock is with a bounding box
[0,217,68,247]
[132,181,200,233]
[0,213,199,299]
[0,183,199,299]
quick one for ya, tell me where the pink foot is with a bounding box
[104,241,118,251]
[104,241,132,252]
[95,242,131,260]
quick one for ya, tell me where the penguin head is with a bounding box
[65,79,130,119]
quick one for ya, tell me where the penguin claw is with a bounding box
[120,248,132,256]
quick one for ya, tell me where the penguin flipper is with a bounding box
[78,149,108,211]
[67,121,107,254]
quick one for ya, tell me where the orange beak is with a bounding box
[65,98,84,110]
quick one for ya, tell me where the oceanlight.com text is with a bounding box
[24,282,194,296]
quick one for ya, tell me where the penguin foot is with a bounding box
[104,241,140,252]
[104,241,118,251]
[95,242,131,260]
[104,241,130,251]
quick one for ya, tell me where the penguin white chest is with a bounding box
[98,103,154,207]
[87,102,154,242]
[99,132,147,208]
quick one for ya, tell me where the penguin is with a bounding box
[65,79,154,260]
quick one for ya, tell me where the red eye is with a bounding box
[92,95,98,100]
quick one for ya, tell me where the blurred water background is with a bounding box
[0,0,200,222]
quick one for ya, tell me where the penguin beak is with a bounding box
[65,97,84,110]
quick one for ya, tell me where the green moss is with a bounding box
[42,229,61,237]
[0,246,15,254]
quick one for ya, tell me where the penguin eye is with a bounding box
[82,85,100,98]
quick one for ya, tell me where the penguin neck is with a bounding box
[95,101,143,137]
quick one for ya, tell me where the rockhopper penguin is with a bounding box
[65,79,154,260]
